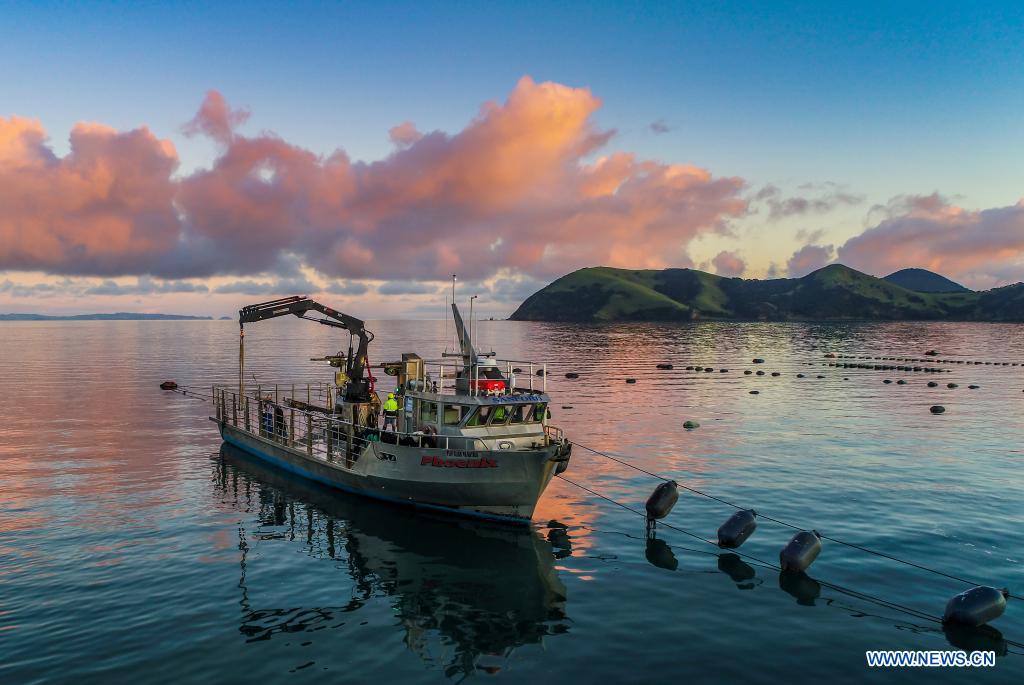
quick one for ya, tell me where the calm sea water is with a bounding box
[2,319,1023,684]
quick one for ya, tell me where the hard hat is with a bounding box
[388,392,394,398]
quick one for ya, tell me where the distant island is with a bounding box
[0,312,214,321]
[510,265,1024,322]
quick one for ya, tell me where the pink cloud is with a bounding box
[0,116,180,276]
[836,194,1024,287]
[787,243,835,277]
[1,77,747,281]
[388,121,422,147]
[181,90,251,143]
[712,250,745,277]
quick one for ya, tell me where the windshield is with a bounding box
[490,405,510,426]
[465,403,545,427]
[465,405,492,427]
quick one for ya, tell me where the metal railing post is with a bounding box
[326,420,333,462]
[289,408,295,447]
[244,396,250,431]
[346,426,353,469]
[306,413,312,455]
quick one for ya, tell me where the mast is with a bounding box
[450,301,476,371]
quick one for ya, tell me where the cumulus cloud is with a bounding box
[0,116,180,276]
[648,120,671,135]
[325,280,369,296]
[756,183,863,221]
[182,90,251,143]
[0,278,71,298]
[213,275,317,296]
[84,276,209,296]
[487,275,547,303]
[787,243,835,277]
[0,77,748,284]
[836,194,1024,288]
[377,280,441,295]
[388,121,422,147]
[711,250,746,277]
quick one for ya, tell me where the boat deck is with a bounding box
[210,383,564,471]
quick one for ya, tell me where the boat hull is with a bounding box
[215,420,563,523]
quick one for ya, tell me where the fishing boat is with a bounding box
[209,295,571,523]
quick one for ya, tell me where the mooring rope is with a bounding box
[556,474,942,624]
[555,473,1024,650]
[568,440,1020,599]
[173,386,213,401]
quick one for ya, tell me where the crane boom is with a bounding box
[238,296,375,403]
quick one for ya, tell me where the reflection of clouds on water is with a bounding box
[214,444,570,677]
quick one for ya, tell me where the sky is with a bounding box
[1,0,1023,317]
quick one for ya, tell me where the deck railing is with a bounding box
[211,384,492,469]
[544,424,564,444]
[408,358,548,397]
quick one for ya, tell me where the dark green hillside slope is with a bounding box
[510,265,1022,322]
[883,268,970,293]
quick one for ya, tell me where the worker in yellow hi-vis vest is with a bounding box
[382,392,399,432]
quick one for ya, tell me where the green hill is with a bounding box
[510,265,1024,322]
[883,268,970,293]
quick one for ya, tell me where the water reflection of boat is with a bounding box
[214,443,569,676]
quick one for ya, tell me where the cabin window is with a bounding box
[465,405,493,427]
[418,400,438,424]
[529,403,547,423]
[490,405,511,426]
[443,404,466,425]
[509,404,529,424]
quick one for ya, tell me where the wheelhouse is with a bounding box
[407,395,549,433]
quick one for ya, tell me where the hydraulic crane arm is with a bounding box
[238,296,375,403]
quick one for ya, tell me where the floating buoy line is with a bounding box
[164,380,1018,639]
[556,473,961,628]
[562,439,1020,634]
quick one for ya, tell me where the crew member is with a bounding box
[382,392,399,431]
